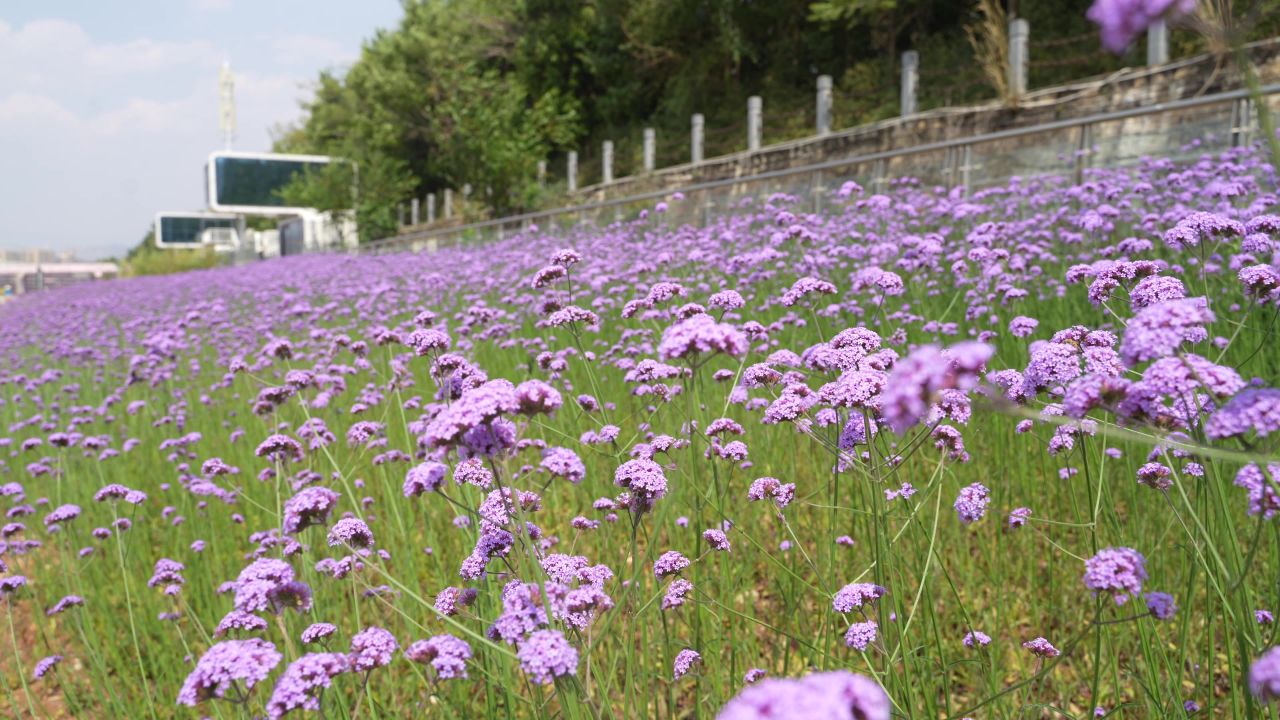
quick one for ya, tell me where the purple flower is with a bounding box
[1119,297,1213,366]
[301,623,337,645]
[515,380,562,415]
[844,620,878,651]
[1083,547,1147,604]
[703,529,731,552]
[541,447,586,484]
[266,652,349,719]
[663,578,694,610]
[832,583,886,612]
[717,669,890,720]
[1206,389,1280,439]
[1008,507,1032,529]
[349,626,398,672]
[1009,316,1039,338]
[614,458,668,509]
[403,461,448,497]
[658,314,748,360]
[327,517,374,548]
[46,595,84,616]
[405,634,472,680]
[654,550,691,578]
[282,487,339,534]
[954,483,990,524]
[214,610,270,637]
[43,504,80,527]
[177,639,282,706]
[1145,592,1177,620]
[33,655,62,680]
[1023,637,1060,658]
[517,629,578,685]
[1233,464,1280,520]
[963,630,991,647]
[1136,462,1173,491]
[1250,646,1280,702]
[673,648,702,679]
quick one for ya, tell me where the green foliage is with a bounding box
[120,230,220,276]
[277,0,1280,242]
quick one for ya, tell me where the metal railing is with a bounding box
[360,83,1280,256]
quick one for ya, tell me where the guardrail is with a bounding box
[360,83,1280,256]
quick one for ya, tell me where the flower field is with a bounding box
[2,145,1280,719]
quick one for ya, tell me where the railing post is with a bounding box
[537,160,547,188]
[1008,19,1029,98]
[747,96,763,151]
[691,114,705,163]
[816,75,833,136]
[426,193,436,223]
[567,151,578,192]
[410,197,419,226]
[900,51,918,117]
[397,204,405,227]
[643,128,656,172]
[1147,19,1168,66]
[443,189,453,219]
[1074,123,1092,184]
[602,140,614,184]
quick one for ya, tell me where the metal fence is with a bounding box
[360,83,1280,257]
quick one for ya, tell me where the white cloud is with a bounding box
[0,18,218,98]
[0,16,359,257]
[0,92,78,127]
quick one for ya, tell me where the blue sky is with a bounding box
[0,0,403,258]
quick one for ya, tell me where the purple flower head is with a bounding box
[33,655,62,680]
[963,630,991,647]
[349,626,398,672]
[1206,389,1280,440]
[662,578,694,610]
[703,529,731,552]
[844,620,878,651]
[1008,507,1032,529]
[515,380,562,415]
[1119,297,1214,366]
[1023,637,1060,658]
[403,461,448,497]
[654,550,691,578]
[283,487,340,534]
[954,483,990,524]
[301,623,337,645]
[405,634,472,680]
[1250,647,1280,702]
[214,610,270,637]
[255,434,305,463]
[327,517,374,549]
[1145,591,1178,620]
[673,648,702,679]
[1233,464,1280,519]
[1083,547,1147,604]
[832,583,886,613]
[177,639,282,706]
[541,447,586,484]
[717,669,890,720]
[517,629,578,685]
[614,458,668,509]
[43,504,80,527]
[659,314,748,360]
[266,652,349,719]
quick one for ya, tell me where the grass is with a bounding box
[0,146,1278,719]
